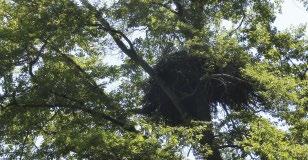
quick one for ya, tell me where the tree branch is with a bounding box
[218,144,243,149]
[211,73,250,84]
[24,46,137,132]
[55,49,117,111]
[28,36,51,77]
[228,13,246,36]
[7,98,137,132]
[81,0,187,121]
[28,44,47,77]
[51,91,136,132]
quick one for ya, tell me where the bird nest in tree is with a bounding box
[142,51,261,125]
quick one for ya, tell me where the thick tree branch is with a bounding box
[81,0,187,121]
[28,43,47,77]
[7,99,137,132]
[50,91,136,132]
[55,54,136,132]
[53,48,117,111]
[26,46,136,132]
[28,35,51,77]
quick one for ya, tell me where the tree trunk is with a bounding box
[194,90,223,160]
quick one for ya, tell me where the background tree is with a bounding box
[0,0,307,159]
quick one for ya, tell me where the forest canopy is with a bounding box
[0,0,307,159]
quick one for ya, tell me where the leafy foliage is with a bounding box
[0,0,307,159]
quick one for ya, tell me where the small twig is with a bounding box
[218,144,243,149]
[211,73,249,84]
[187,145,193,157]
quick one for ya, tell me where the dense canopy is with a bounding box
[0,0,307,159]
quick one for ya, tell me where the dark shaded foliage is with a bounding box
[142,51,262,124]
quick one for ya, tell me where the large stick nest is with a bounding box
[142,51,262,124]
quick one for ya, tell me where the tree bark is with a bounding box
[194,89,223,160]
[80,0,187,121]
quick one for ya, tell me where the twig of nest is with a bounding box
[142,51,262,125]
